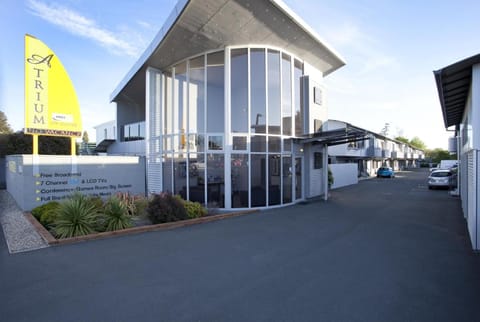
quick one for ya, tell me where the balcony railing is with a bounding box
[124,121,145,142]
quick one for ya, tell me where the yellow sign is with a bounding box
[24,34,82,137]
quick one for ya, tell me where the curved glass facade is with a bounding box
[158,47,304,208]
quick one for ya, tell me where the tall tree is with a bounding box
[0,111,13,134]
[409,136,427,150]
[395,136,409,144]
[82,131,89,143]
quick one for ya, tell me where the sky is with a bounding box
[1,0,480,149]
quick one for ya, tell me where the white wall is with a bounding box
[330,163,358,189]
[305,144,325,198]
[303,62,326,133]
[94,120,116,145]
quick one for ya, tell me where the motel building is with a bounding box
[435,53,480,250]
[97,0,369,209]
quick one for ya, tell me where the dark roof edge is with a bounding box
[433,53,480,128]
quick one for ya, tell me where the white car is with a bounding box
[428,169,453,189]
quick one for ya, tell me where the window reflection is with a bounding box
[268,154,281,206]
[207,52,224,133]
[189,56,205,134]
[268,50,281,135]
[231,154,249,208]
[282,53,292,136]
[251,49,266,134]
[251,154,266,207]
[207,154,224,207]
[231,49,248,133]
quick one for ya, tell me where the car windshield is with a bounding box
[379,167,390,171]
[431,171,451,177]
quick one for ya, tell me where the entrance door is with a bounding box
[295,157,303,200]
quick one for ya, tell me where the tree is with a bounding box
[426,148,455,164]
[409,136,427,150]
[0,111,13,134]
[0,132,70,157]
[82,131,89,143]
[395,136,409,144]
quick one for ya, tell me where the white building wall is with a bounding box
[303,62,326,133]
[330,163,358,189]
[305,144,325,198]
[94,120,116,145]
[460,64,480,250]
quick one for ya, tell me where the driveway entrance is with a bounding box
[1,169,480,322]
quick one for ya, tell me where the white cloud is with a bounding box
[26,0,142,57]
[325,21,397,75]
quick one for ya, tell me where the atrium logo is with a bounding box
[27,54,54,67]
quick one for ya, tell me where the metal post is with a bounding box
[323,144,328,201]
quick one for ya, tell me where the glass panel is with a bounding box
[189,55,205,134]
[231,49,248,133]
[284,138,292,153]
[208,135,223,150]
[283,156,292,204]
[207,51,225,133]
[188,153,205,205]
[251,135,266,152]
[232,136,247,150]
[174,62,187,139]
[268,136,281,153]
[267,49,281,135]
[163,135,172,152]
[282,53,292,136]
[250,49,266,134]
[268,154,281,206]
[207,154,224,207]
[295,157,302,199]
[162,154,173,193]
[173,154,187,197]
[294,59,303,136]
[251,154,266,207]
[231,154,249,208]
[164,70,173,135]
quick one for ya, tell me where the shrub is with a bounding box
[183,200,207,219]
[134,197,149,218]
[147,192,187,224]
[102,196,132,231]
[31,201,60,228]
[53,193,99,238]
[88,196,104,211]
[115,192,137,216]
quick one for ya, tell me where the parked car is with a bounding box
[377,167,395,178]
[428,169,453,189]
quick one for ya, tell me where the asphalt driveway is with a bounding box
[1,169,480,322]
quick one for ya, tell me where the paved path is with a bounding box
[1,169,480,322]
[0,190,48,253]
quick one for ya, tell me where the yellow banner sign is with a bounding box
[25,34,82,137]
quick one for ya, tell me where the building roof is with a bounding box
[110,0,346,103]
[434,53,480,128]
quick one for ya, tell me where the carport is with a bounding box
[298,124,370,200]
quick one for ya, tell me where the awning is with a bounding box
[298,124,370,146]
[94,139,116,153]
[434,53,480,128]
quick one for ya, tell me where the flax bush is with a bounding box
[53,193,99,238]
[101,196,133,231]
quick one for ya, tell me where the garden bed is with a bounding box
[25,208,258,246]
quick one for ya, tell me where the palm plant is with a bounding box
[102,196,132,231]
[53,193,99,238]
